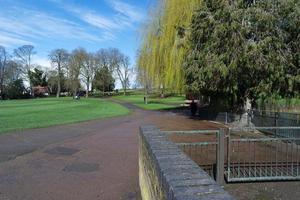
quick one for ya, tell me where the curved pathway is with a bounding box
[0,100,220,200]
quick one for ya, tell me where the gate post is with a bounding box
[275,112,278,136]
[216,129,225,185]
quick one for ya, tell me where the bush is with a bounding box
[6,79,30,99]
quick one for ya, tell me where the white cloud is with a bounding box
[81,13,119,30]
[0,6,105,48]
[32,56,51,68]
[51,0,144,40]
[0,32,34,47]
[109,0,144,22]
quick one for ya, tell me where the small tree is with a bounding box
[110,48,132,95]
[28,68,47,87]
[67,48,84,97]
[7,79,28,99]
[80,52,95,98]
[47,70,66,95]
[14,45,36,96]
[49,49,69,98]
[93,66,115,93]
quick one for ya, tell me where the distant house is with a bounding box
[32,86,49,97]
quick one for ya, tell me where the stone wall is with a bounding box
[139,125,234,200]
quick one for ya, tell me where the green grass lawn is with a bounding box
[257,97,300,113]
[113,94,185,110]
[0,97,130,134]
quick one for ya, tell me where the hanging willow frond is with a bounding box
[137,0,202,93]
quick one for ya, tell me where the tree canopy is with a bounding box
[137,0,201,94]
[183,0,300,108]
[93,66,115,92]
[28,68,47,87]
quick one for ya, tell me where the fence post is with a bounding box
[275,112,278,135]
[216,129,225,185]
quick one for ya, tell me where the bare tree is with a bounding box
[0,46,8,99]
[117,56,131,95]
[14,45,35,76]
[49,49,69,98]
[93,49,114,95]
[110,48,132,95]
[95,49,114,71]
[46,70,58,94]
[14,45,36,96]
[67,48,85,97]
[80,52,96,98]
[5,60,21,82]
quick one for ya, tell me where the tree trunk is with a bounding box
[102,84,105,97]
[73,87,77,99]
[0,61,4,99]
[144,87,148,104]
[160,86,165,98]
[86,77,89,98]
[123,85,126,95]
[0,74,3,99]
[57,65,61,98]
[31,85,34,97]
[27,70,35,98]
[0,65,3,98]
[56,77,61,98]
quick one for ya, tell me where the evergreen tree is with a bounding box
[28,68,47,87]
[92,66,115,92]
[7,79,28,99]
[184,0,299,109]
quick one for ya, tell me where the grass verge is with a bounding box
[0,97,129,134]
[112,94,185,110]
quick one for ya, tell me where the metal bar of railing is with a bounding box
[176,142,217,146]
[297,150,298,176]
[281,141,284,177]
[230,127,300,131]
[275,141,278,176]
[228,176,300,182]
[162,130,219,135]
[227,133,231,181]
[231,138,300,142]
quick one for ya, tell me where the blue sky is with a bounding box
[0,0,151,69]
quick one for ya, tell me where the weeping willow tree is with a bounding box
[137,0,202,96]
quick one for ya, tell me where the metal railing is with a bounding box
[197,108,300,129]
[252,111,300,138]
[165,127,300,184]
[177,141,217,178]
[164,129,225,184]
[226,127,300,182]
[252,110,300,127]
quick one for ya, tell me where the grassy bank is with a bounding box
[258,97,300,113]
[0,97,129,134]
[113,94,185,110]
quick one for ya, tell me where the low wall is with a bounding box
[139,125,234,200]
